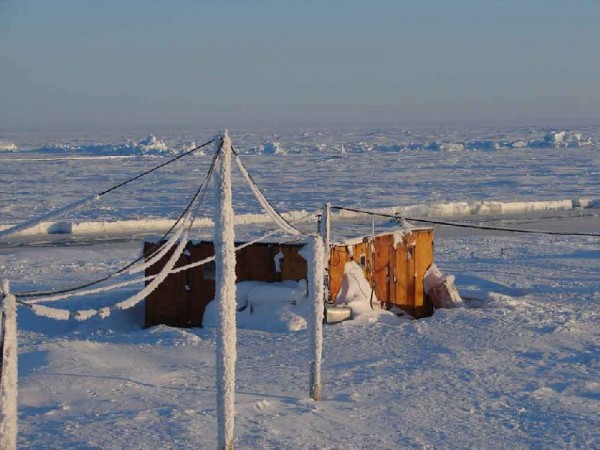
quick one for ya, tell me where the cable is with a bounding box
[0,139,215,241]
[330,206,600,238]
[17,132,320,304]
[20,210,320,308]
[231,146,306,236]
[97,138,214,196]
[16,149,221,299]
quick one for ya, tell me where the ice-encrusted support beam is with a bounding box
[307,236,325,401]
[320,203,331,304]
[0,280,18,450]
[214,131,237,450]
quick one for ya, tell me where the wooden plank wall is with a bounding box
[145,230,434,327]
[144,241,306,328]
[328,229,434,318]
[144,241,212,328]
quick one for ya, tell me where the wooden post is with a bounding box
[320,203,331,304]
[307,236,325,401]
[0,280,18,450]
[213,131,237,450]
[320,203,331,258]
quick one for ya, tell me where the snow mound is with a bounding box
[423,263,463,308]
[0,140,17,151]
[335,261,380,318]
[148,325,203,347]
[485,292,534,311]
[203,280,308,333]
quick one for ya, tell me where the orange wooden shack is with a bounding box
[144,228,434,328]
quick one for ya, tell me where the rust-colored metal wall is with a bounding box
[144,229,434,328]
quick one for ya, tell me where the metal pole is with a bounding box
[213,131,237,450]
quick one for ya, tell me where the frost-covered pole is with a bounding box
[0,280,18,450]
[320,203,331,256]
[320,203,331,304]
[307,236,325,401]
[213,131,237,450]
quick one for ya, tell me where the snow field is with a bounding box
[0,126,598,448]
[1,227,596,449]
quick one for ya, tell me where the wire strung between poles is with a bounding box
[16,149,221,299]
[97,138,215,196]
[0,139,215,241]
[231,146,306,236]
[330,205,600,238]
[17,212,317,312]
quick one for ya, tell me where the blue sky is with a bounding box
[1,0,599,129]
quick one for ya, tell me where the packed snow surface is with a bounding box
[0,125,599,448]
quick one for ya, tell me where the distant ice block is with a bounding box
[138,134,169,152]
[262,141,285,155]
[0,140,18,151]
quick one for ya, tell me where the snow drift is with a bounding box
[424,263,463,309]
[203,280,309,333]
[334,261,380,318]
[202,257,402,333]
[1,198,595,239]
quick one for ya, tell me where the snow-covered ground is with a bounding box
[1,126,599,448]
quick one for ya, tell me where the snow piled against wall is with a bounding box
[203,280,308,333]
[335,261,379,318]
[424,263,463,309]
[202,263,401,333]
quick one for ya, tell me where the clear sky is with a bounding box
[1,0,599,130]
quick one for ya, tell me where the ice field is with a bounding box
[0,126,599,449]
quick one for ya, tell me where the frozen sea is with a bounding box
[0,125,599,449]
